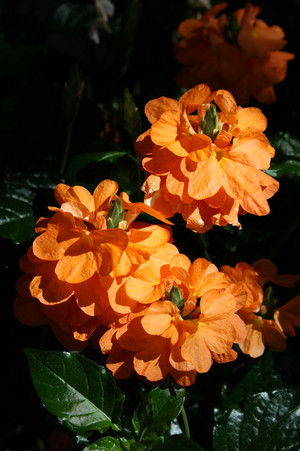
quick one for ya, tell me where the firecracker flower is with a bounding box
[221,259,299,357]
[174,2,295,105]
[99,254,247,386]
[13,179,176,349]
[135,84,279,233]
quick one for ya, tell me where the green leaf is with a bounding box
[65,150,127,186]
[83,436,123,451]
[0,190,36,244]
[265,132,300,178]
[228,351,288,405]
[152,435,204,451]
[269,132,300,158]
[24,349,124,435]
[0,172,61,244]
[213,389,300,451]
[134,382,185,441]
[265,161,300,178]
[123,88,142,142]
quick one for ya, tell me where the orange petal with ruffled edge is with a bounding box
[74,273,110,316]
[93,179,118,212]
[214,90,237,126]
[133,336,171,382]
[181,330,213,373]
[169,254,192,289]
[200,290,236,321]
[179,84,212,115]
[33,212,80,261]
[145,97,180,124]
[234,107,267,133]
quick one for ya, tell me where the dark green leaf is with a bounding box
[134,382,185,441]
[65,150,127,186]
[24,349,124,435]
[269,132,300,158]
[228,351,288,405]
[0,191,36,244]
[123,88,142,143]
[264,133,300,177]
[83,436,123,451]
[0,172,61,244]
[152,435,204,451]
[265,161,300,178]
[214,389,300,451]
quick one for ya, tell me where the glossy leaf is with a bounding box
[269,132,300,158]
[213,389,300,451]
[65,150,127,186]
[152,435,204,451]
[228,350,288,405]
[83,436,123,451]
[265,161,300,178]
[0,172,60,244]
[134,382,185,441]
[25,349,124,435]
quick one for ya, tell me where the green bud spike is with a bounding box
[201,104,220,141]
[224,14,240,45]
[165,285,185,314]
[106,197,125,229]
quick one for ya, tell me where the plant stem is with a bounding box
[181,405,190,439]
[60,121,73,176]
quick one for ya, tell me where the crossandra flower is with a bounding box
[99,254,247,386]
[174,2,294,105]
[274,295,300,337]
[13,179,175,350]
[135,84,279,233]
[221,259,299,357]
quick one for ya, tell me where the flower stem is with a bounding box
[181,405,190,439]
[60,121,73,176]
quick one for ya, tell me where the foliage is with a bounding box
[2,0,300,450]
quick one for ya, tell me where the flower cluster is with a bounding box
[99,254,248,386]
[220,259,299,357]
[13,180,300,386]
[135,84,279,233]
[174,2,295,105]
[13,180,175,350]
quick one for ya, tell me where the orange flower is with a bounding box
[14,180,176,350]
[238,309,286,358]
[251,258,299,288]
[274,295,300,337]
[99,254,247,386]
[221,259,298,357]
[174,2,294,105]
[220,262,263,312]
[135,84,279,233]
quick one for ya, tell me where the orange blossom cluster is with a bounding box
[174,2,294,105]
[13,181,299,386]
[135,84,279,234]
